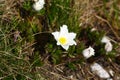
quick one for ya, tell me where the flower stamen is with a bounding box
[59,37,67,45]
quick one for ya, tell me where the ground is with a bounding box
[0,0,120,80]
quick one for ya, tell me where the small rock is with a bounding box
[109,69,114,77]
[90,63,110,79]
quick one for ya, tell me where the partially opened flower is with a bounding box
[105,42,113,52]
[52,25,76,50]
[101,36,113,52]
[33,0,45,11]
[101,36,110,43]
[82,46,95,59]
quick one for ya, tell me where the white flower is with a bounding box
[101,36,110,43]
[52,25,76,50]
[105,42,113,52]
[82,46,95,59]
[101,36,113,52]
[91,63,110,79]
[33,0,45,11]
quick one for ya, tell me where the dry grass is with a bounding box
[37,1,120,80]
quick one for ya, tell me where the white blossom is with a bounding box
[52,25,76,50]
[105,42,113,52]
[101,36,110,43]
[82,46,95,59]
[101,36,113,52]
[91,63,110,79]
[33,0,45,11]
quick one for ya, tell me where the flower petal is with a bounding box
[38,0,45,4]
[61,45,69,50]
[59,25,68,36]
[101,36,110,43]
[67,32,76,45]
[52,31,60,41]
[68,40,76,45]
[68,32,76,39]
[105,42,112,52]
[57,42,61,45]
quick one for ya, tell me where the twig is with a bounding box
[95,14,120,40]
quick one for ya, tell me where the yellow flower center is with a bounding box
[59,37,67,45]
